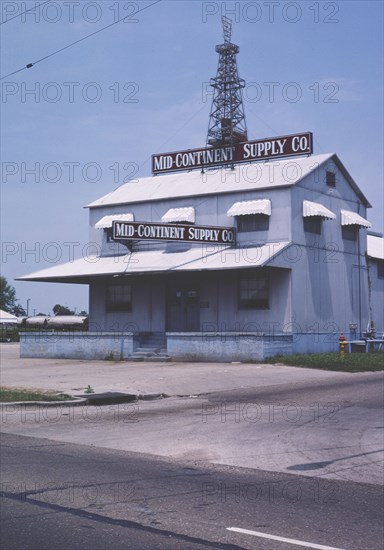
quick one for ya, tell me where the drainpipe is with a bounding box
[120,336,125,361]
[357,201,362,337]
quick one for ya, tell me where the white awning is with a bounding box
[340,210,371,228]
[95,214,134,229]
[227,199,271,217]
[17,242,291,282]
[303,200,336,220]
[161,207,195,223]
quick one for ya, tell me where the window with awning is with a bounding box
[161,207,195,224]
[227,199,271,217]
[302,200,336,220]
[340,210,371,228]
[95,213,134,229]
[302,200,335,234]
[228,200,271,233]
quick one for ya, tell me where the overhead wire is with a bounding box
[133,100,211,178]
[0,0,162,80]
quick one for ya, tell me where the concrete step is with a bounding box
[145,345,167,350]
[135,347,158,353]
[130,350,171,362]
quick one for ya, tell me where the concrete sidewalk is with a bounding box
[1,343,354,399]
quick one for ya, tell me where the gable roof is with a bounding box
[331,155,371,207]
[86,152,371,209]
[0,309,18,324]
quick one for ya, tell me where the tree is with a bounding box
[0,277,15,311]
[0,277,26,316]
[13,304,27,317]
[52,304,75,316]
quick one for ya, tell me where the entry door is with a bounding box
[167,283,200,332]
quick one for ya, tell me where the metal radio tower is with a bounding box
[207,16,248,148]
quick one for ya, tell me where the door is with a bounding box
[167,283,200,331]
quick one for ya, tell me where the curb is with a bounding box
[0,392,168,408]
[138,392,167,401]
[79,392,138,405]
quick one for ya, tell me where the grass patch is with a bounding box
[265,352,384,372]
[0,387,73,402]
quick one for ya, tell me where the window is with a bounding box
[237,214,269,233]
[106,284,132,312]
[304,217,322,234]
[326,171,336,187]
[378,261,384,279]
[342,226,358,241]
[238,274,269,309]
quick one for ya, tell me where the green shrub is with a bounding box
[265,352,383,372]
[0,326,19,342]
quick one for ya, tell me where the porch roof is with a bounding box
[367,234,384,260]
[17,242,291,283]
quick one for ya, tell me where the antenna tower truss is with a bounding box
[207,16,248,148]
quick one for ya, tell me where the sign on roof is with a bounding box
[152,132,313,175]
[112,221,236,245]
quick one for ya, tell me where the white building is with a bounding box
[18,152,384,360]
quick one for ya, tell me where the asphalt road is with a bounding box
[2,373,383,485]
[1,432,383,550]
[1,347,383,549]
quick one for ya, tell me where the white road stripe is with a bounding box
[226,527,344,550]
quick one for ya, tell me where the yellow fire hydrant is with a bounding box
[339,333,346,360]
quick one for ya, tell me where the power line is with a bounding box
[0,0,162,81]
[134,100,210,176]
[0,0,51,25]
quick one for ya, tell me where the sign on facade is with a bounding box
[112,221,236,245]
[152,132,313,174]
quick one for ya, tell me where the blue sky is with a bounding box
[1,0,383,315]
